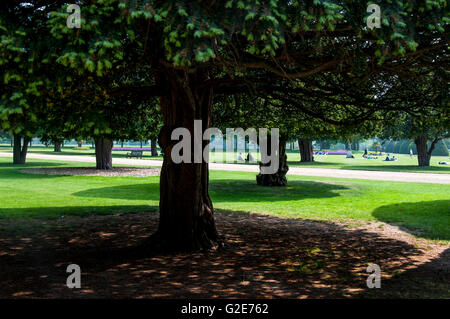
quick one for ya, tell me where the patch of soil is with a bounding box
[0,212,448,298]
[21,167,161,177]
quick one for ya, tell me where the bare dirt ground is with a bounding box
[0,211,448,298]
[21,167,161,177]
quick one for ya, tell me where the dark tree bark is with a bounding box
[94,138,113,170]
[13,135,21,164]
[256,135,289,187]
[13,135,30,164]
[298,138,314,162]
[146,68,220,252]
[414,136,439,167]
[151,139,158,157]
[53,141,62,152]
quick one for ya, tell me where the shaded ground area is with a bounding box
[21,167,161,177]
[0,212,448,298]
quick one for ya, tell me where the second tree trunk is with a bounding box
[13,135,30,164]
[53,141,62,152]
[151,139,158,157]
[95,138,113,170]
[414,136,438,167]
[257,135,289,187]
[298,138,314,162]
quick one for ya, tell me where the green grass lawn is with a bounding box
[0,156,448,241]
[1,144,449,173]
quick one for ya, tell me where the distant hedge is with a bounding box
[444,139,450,149]
[430,140,449,156]
[385,141,395,153]
[399,140,412,154]
[409,142,417,154]
[393,141,401,154]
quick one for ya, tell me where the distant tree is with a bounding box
[384,140,395,153]
[444,139,450,149]
[380,70,448,166]
[393,141,402,154]
[371,141,382,152]
[430,140,449,157]
[399,140,411,154]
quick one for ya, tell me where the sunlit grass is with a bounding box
[0,157,448,241]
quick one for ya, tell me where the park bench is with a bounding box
[126,150,143,159]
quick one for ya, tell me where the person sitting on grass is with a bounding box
[246,153,255,162]
[237,152,244,161]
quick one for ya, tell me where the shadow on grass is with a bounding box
[27,149,96,157]
[372,200,450,241]
[0,205,159,219]
[72,179,348,203]
[0,162,67,181]
[26,150,161,160]
[1,209,446,298]
[73,183,160,201]
[0,161,64,168]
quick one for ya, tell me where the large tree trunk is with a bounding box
[13,135,30,164]
[257,135,289,187]
[147,68,220,252]
[414,136,438,167]
[298,138,314,162]
[94,138,113,170]
[151,139,158,156]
